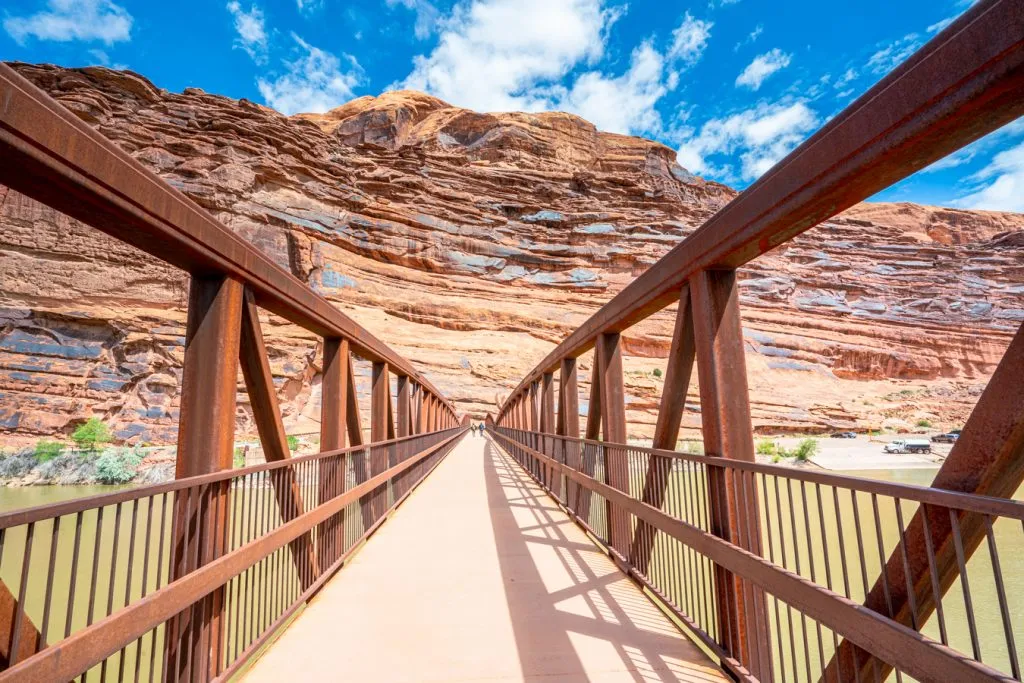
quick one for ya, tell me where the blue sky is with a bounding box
[2,0,1022,210]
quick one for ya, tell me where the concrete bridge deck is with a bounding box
[242,434,727,682]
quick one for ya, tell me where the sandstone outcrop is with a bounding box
[1,63,1021,444]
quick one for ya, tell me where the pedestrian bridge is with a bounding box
[1,1,1024,681]
[244,436,726,683]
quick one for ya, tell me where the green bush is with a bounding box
[34,440,64,462]
[916,418,933,429]
[652,368,663,378]
[791,438,819,462]
[95,448,144,484]
[286,435,299,452]
[233,446,246,469]
[72,418,112,452]
[755,439,777,456]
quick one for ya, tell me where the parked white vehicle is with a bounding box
[883,439,932,454]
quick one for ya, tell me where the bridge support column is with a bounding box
[691,269,772,680]
[540,372,556,492]
[397,375,411,437]
[169,274,242,682]
[596,333,630,558]
[319,337,349,571]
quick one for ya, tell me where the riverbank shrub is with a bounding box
[95,448,144,484]
[286,435,299,452]
[72,418,112,452]
[791,438,819,461]
[34,440,64,462]
[756,439,777,456]
[915,418,933,429]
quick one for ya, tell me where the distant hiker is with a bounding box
[471,424,478,437]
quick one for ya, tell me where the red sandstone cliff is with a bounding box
[1,63,1021,443]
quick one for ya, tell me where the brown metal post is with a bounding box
[540,372,556,489]
[557,358,581,509]
[397,378,410,437]
[345,354,364,447]
[319,336,348,570]
[321,338,348,451]
[370,362,391,519]
[596,333,630,557]
[631,288,696,574]
[558,358,580,440]
[169,275,242,682]
[691,269,771,680]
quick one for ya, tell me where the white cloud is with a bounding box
[386,0,440,39]
[296,0,324,12]
[257,34,365,115]
[735,48,791,90]
[399,2,709,137]
[560,41,669,136]
[227,2,268,63]
[834,67,857,88]
[927,16,956,33]
[676,100,818,181]
[866,34,921,74]
[401,0,617,113]
[4,0,132,45]
[667,13,712,66]
[956,140,1024,212]
[733,23,761,52]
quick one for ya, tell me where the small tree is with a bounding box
[792,438,819,462]
[286,435,300,452]
[72,418,112,453]
[652,368,663,378]
[34,440,64,462]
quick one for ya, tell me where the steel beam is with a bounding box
[0,581,42,670]
[557,358,580,440]
[239,290,319,588]
[396,376,411,438]
[318,336,348,571]
[631,288,696,574]
[495,0,1024,414]
[691,269,771,679]
[596,333,631,557]
[168,275,242,682]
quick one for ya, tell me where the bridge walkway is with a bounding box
[242,434,728,682]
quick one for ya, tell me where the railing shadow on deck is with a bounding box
[482,437,726,683]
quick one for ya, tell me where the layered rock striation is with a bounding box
[1,63,1021,444]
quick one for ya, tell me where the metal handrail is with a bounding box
[0,428,463,531]
[492,427,1020,683]
[498,429,1024,522]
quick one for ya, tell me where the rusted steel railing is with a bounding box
[494,1,1024,680]
[0,427,464,681]
[493,427,1024,683]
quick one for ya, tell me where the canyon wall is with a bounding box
[1,63,1022,444]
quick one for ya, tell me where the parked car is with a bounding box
[931,433,959,443]
[883,439,932,454]
[830,432,857,439]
